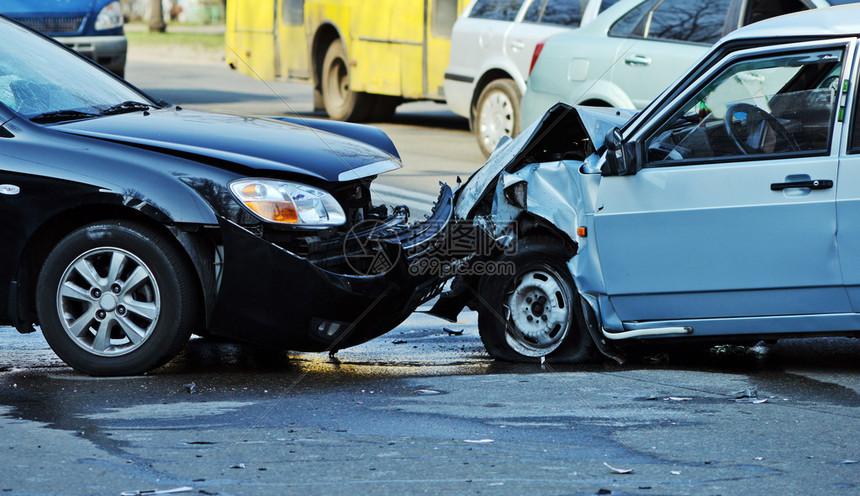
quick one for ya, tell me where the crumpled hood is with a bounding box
[455,103,634,218]
[53,108,401,182]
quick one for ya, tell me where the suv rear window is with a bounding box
[470,0,524,21]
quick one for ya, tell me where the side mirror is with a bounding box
[602,127,641,176]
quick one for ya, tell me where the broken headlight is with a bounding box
[229,179,346,227]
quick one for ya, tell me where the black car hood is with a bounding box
[52,108,400,182]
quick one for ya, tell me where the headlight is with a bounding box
[229,179,346,226]
[95,1,124,31]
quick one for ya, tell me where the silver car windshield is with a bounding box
[0,18,151,121]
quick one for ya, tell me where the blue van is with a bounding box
[0,1,126,77]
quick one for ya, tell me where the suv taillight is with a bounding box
[529,39,547,77]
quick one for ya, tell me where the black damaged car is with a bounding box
[0,16,451,376]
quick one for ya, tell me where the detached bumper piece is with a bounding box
[208,184,453,351]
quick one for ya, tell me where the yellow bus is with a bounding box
[226,0,467,122]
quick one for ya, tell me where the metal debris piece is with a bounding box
[670,470,681,475]
[664,397,692,402]
[414,389,445,396]
[603,462,634,474]
[464,439,494,443]
[120,487,194,496]
[229,463,246,469]
[443,327,464,336]
[735,397,768,404]
[840,459,858,465]
[392,339,407,344]
[730,388,757,399]
[183,382,196,394]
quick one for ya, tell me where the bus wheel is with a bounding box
[322,39,372,121]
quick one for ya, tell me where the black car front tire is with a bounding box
[37,221,198,376]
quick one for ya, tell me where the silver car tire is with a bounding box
[477,236,598,363]
[36,221,198,376]
[474,79,521,158]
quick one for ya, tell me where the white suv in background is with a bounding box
[444,0,618,156]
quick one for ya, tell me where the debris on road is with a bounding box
[120,487,194,496]
[730,388,757,399]
[414,389,445,396]
[443,327,464,336]
[229,463,246,469]
[664,397,693,402]
[184,382,197,394]
[392,339,408,344]
[670,470,682,475]
[840,459,858,465]
[603,462,634,474]
[464,439,494,443]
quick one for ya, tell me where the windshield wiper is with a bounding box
[100,101,153,116]
[30,110,99,124]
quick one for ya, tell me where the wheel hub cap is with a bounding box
[99,294,118,312]
[505,268,571,356]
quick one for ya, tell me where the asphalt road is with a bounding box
[0,47,858,496]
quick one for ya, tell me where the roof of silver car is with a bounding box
[721,4,860,44]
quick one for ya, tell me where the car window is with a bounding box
[646,48,843,165]
[643,0,731,45]
[470,0,525,21]
[523,0,589,27]
[744,0,808,26]
[281,0,304,26]
[598,0,622,13]
[608,0,657,38]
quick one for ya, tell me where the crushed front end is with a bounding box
[203,179,454,352]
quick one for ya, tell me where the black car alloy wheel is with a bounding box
[37,221,198,376]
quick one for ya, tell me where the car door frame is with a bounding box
[592,37,859,337]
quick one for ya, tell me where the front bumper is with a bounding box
[207,185,454,351]
[55,34,127,74]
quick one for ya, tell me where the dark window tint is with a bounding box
[608,0,657,38]
[646,0,731,45]
[470,0,524,21]
[599,0,622,13]
[541,0,586,26]
[744,0,807,26]
[525,0,587,27]
[432,0,459,37]
[282,0,304,26]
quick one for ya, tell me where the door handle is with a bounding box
[770,179,833,191]
[624,54,651,66]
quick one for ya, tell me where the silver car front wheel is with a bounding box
[56,247,160,357]
[37,221,198,375]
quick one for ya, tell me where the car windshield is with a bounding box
[0,18,153,122]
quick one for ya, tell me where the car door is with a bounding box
[835,42,860,311]
[593,41,852,332]
[609,0,730,109]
